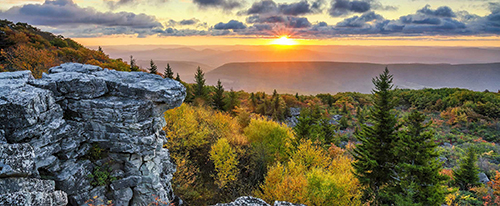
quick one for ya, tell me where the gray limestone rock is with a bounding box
[0,63,186,206]
[479,172,490,184]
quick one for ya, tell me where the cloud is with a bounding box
[417,5,456,17]
[328,0,396,17]
[245,15,311,28]
[105,0,169,10]
[167,18,201,26]
[336,11,383,27]
[213,20,247,30]
[0,0,162,29]
[242,0,323,16]
[192,0,243,10]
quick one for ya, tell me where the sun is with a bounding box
[270,36,297,46]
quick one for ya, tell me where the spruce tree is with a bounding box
[391,110,447,205]
[149,59,158,74]
[130,55,139,72]
[250,92,257,111]
[357,106,365,124]
[225,89,239,115]
[175,73,181,82]
[212,79,225,111]
[193,66,206,98]
[352,68,400,205]
[164,63,174,79]
[342,102,349,115]
[453,148,480,191]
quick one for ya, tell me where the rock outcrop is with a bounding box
[214,196,306,206]
[0,63,186,205]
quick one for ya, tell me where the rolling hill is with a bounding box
[205,62,500,94]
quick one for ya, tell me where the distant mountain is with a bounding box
[102,45,500,68]
[205,62,500,94]
[135,60,213,83]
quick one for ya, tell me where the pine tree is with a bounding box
[164,63,174,79]
[453,148,480,191]
[149,59,158,74]
[193,66,206,98]
[352,68,400,205]
[295,92,300,100]
[212,79,225,111]
[130,55,139,71]
[390,110,447,205]
[175,73,181,82]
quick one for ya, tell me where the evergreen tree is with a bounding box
[149,59,158,74]
[352,68,400,205]
[453,148,480,191]
[390,110,447,205]
[130,55,139,71]
[356,106,365,124]
[295,92,299,100]
[212,79,225,111]
[250,92,257,111]
[339,115,349,130]
[98,46,103,53]
[225,89,239,115]
[341,102,349,115]
[175,73,181,82]
[193,66,207,98]
[164,63,174,79]
[294,113,313,141]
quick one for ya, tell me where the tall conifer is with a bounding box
[164,63,174,79]
[213,79,225,111]
[149,59,158,74]
[352,68,400,205]
[194,66,206,98]
[391,110,447,205]
[453,148,480,190]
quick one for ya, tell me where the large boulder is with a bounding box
[0,63,186,206]
[214,196,306,206]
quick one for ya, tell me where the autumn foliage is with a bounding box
[0,20,130,77]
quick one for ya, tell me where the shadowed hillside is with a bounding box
[205,62,500,94]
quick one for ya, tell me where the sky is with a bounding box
[0,0,499,46]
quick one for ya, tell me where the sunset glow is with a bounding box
[270,36,298,46]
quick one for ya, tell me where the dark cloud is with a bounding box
[417,5,456,17]
[288,17,312,28]
[329,0,370,17]
[246,0,277,14]
[242,0,323,16]
[193,0,242,10]
[336,11,383,27]
[167,18,200,26]
[0,0,162,29]
[105,0,169,10]
[245,15,311,28]
[213,20,247,30]
[328,0,397,17]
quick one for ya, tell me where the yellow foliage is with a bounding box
[244,117,295,163]
[164,104,246,152]
[257,140,362,206]
[210,138,239,188]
